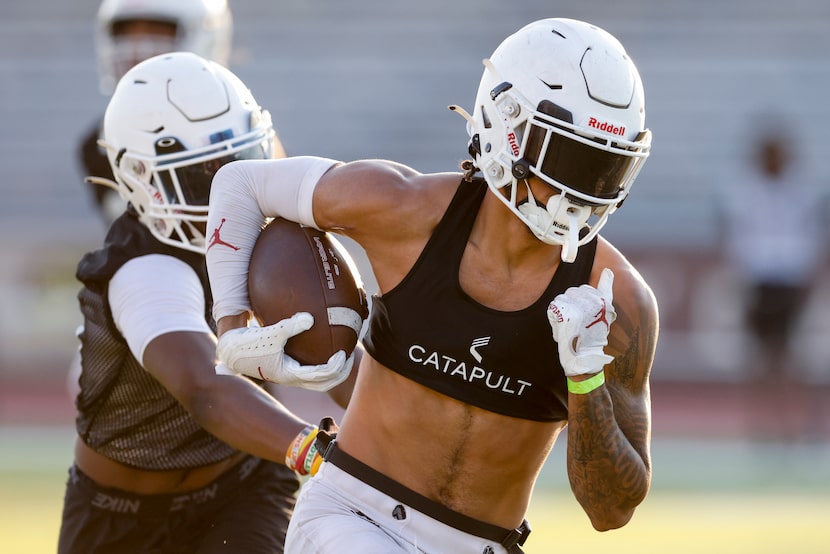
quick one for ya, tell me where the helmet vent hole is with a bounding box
[539,79,563,91]
[154,137,184,155]
[480,106,492,129]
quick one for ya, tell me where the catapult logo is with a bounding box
[408,337,532,396]
[469,336,490,363]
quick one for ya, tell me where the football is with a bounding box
[248,217,369,365]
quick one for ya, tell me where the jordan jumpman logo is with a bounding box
[585,299,610,330]
[207,218,240,252]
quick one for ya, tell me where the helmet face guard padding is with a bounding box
[451,18,651,262]
[95,52,275,254]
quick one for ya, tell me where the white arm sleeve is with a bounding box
[109,254,212,364]
[205,156,339,321]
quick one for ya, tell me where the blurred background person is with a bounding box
[78,0,234,225]
[719,120,828,441]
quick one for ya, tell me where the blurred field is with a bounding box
[527,489,830,553]
[2,426,828,554]
[2,469,828,554]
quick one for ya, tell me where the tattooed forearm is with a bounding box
[609,327,654,455]
[561,255,658,531]
[566,387,651,530]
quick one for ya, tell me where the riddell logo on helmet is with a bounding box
[507,131,520,156]
[587,117,625,136]
[503,116,521,156]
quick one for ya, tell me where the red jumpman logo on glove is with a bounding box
[207,218,240,252]
[585,299,610,330]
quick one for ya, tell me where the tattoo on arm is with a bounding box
[566,289,656,524]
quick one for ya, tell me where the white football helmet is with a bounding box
[95,0,233,95]
[451,18,651,262]
[93,52,276,254]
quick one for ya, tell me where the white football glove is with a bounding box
[547,268,617,377]
[215,312,353,392]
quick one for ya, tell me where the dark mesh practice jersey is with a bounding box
[74,212,236,470]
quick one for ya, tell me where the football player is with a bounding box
[205,18,658,554]
[58,52,351,553]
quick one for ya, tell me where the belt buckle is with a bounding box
[501,519,531,548]
[315,430,337,460]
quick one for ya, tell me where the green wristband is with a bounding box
[567,370,605,394]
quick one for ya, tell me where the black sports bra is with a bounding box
[363,179,596,421]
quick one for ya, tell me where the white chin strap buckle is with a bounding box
[517,187,589,263]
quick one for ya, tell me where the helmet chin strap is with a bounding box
[517,181,587,263]
[559,211,581,263]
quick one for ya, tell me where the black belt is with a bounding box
[316,428,531,553]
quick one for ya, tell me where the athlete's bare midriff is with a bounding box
[74,438,248,495]
[336,356,567,529]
